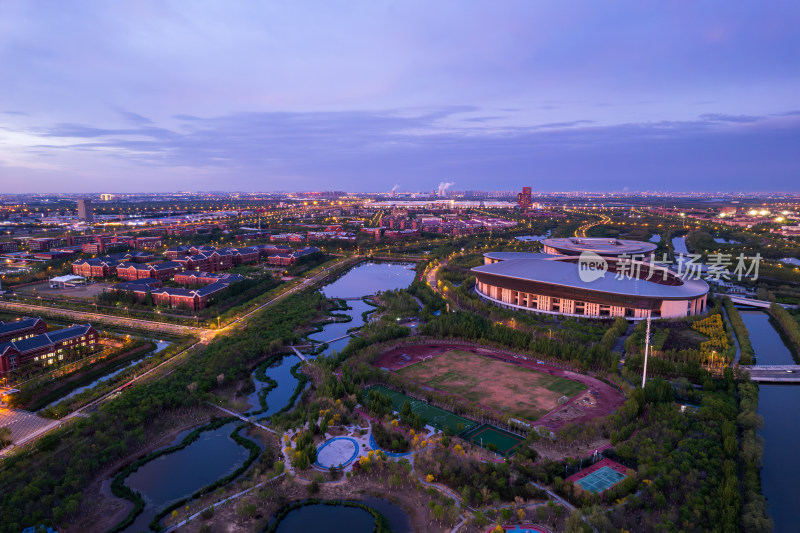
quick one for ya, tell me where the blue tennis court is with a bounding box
[575,465,626,493]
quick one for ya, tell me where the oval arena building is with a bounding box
[540,237,657,257]
[472,252,708,320]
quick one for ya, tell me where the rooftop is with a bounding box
[541,237,657,256]
[473,253,708,299]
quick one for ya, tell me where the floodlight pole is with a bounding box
[642,311,652,389]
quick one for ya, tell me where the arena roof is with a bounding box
[541,237,657,256]
[473,253,708,300]
[483,252,559,261]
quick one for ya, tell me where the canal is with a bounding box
[738,309,799,532]
[41,339,172,412]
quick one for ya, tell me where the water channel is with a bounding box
[738,309,799,532]
[42,339,171,411]
[120,421,253,533]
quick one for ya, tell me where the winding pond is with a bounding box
[738,309,799,532]
[120,421,252,533]
[246,355,301,416]
[248,262,417,408]
[321,261,418,299]
[269,498,412,533]
[309,261,417,357]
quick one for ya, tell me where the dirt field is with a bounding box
[374,343,626,430]
[395,349,585,421]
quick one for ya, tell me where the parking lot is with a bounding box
[16,280,111,301]
[0,407,56,445]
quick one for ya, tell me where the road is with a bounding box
[739,365,800,383]
[574,212,612,238]
[0,300,203,337]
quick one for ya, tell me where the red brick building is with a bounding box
[0,323,99,377]
[72,258,124,278]
[174,271,244,286]
[0,317,48,344]
[116,261,182,281]
[151,281,230,311]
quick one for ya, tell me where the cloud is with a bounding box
[699,113,761,123]
[116,110,153,125]
[3,105,797,193]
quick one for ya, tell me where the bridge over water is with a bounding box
[739,365,800,383]
[728,295,797,309]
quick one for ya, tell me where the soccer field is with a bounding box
[367,385,476,434]
[395,349,586,421]
[461,424,525,456]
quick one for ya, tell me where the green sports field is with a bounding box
[461,424,525,456]
[366,385,476,434]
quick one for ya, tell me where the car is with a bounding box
[786,369,795,373]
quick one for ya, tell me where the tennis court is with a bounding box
[575,465,626,493]
[366,385,476,434]
[461,424,525,456]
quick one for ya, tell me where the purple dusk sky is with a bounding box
[0,1,798,194]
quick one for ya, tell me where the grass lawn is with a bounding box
[395,349,586,421]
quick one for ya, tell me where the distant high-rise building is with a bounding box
[517,187,532,210]
[100,193,115,201]
[77,198,94,222]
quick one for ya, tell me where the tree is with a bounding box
[565,510,590,533]
[0,427,11,447]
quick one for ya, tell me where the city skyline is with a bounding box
[1,1,799,193]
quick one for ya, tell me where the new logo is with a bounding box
[578,251,608,283]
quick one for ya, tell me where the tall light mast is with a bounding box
[642,311,652,389]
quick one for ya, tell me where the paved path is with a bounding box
[290,346,307,362]
[529,481,575,512]
[208,403,276,434]
[721,305,742,364]
[162,472,285,532]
